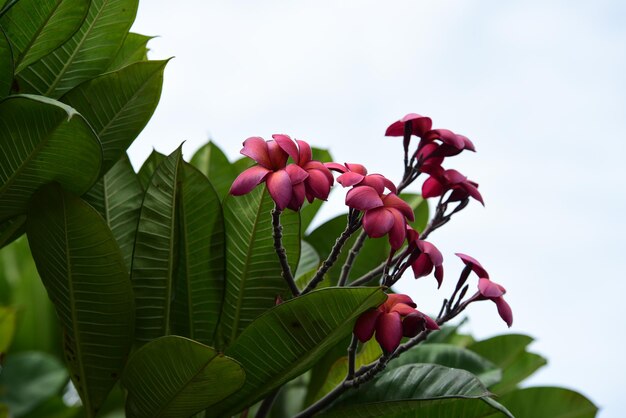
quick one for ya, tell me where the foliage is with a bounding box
[0,2,596,418]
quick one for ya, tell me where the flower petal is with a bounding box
[273,134,299,163]
[325,162,347,173]
[305,169,332,200]
[411,253,434,279]
[287,182,306,211]
[386,294,416,308]
[424,129,465,149]
[417,240,443,266]
[382,193,415,221]
[285,163,309,184]
[354,309,381,342]
[346,186,383,211]
[478,278,506,298]
[493,297,513,327]
[241,137,271,168]
[345,163,368,175]
[267,140,289,169]
[266,170,293,210]
[422,176,444,199]
[387,208,407,250]
[455,253,489,278]
[376,312,403,353]
[401,312,425,337]
[338,172,365,188]
[296,139,312,165]
[229,165,270,195]
[362,208,394,238]
[443,169,467,184]
[390,302,415,316]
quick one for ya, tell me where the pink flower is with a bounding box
[229,136,308,210]
[354,294,439,353]
[406,227,444,287]
[421,129,475,157]
[385,113,433,138]
[346,187,415,249]
[272,135,334,203]
[422,167,484,205]
[455,253,513,327]
[326,162,396,194]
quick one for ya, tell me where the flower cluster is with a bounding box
[405,226,444,287]
[353,293,439,353]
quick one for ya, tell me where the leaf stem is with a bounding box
[271,206,300,297]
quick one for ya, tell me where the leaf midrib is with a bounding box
[14,0,64,72]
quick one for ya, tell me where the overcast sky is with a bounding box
[129,1,626,416]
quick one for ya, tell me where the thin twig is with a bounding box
[347,334,359,379]
[271,207,300,297]
[338,231,367,286]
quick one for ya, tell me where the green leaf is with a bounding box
[294,240,320,281]
[0,215,25,250]
[131,147,183,344]
[17,0,139,98]
[190,141,238,201]
[106,32,152,71]
[386,343,502,387]
[61,59,168,171]
[400,193,429,233]
[320,364,512,418]
[137,149,165,190]
[0,0,90,73]
[20,397,81,418]
[82,154,143,270]
[0,26,12,97]
[170,163,224,346]
[0,236,61,355]
[299,147,333,232]
[486,387,598,418]
[209,287,387,417]
[219,187,301,347]
[469,334,547,393]
[122,336,245,418]
[0,94,102,223]
[0,352,68,417]
[26,183,135,417]
[0,306,16,353]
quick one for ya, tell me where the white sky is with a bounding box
[129,1,626,416]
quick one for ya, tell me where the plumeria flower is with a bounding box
[385,113,433,138]
[326,162,396,194]
[455,253,513,327]
[229,136,308,210]
[345,187,414,249]
[421,166,484,206]
[405,226,444,287]
[354,294,439,353]
[272,135,334,203]
[421,129,475,157]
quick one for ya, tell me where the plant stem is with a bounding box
[255,390,279,418]
[338,231,367,286]
[347,334,359,379]
[271,206,300,297]
[301,213,360,294]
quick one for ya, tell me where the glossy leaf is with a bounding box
[0,352,68,417]
[190,141,238,201]
[0,306,16,353]
[469,334,547,393]
[320,364,512,418]
[486,387,598,418]
[170,163,224,346]
[137,149,165,190]
[107,32,152,71]
[131,148,182,344]
[386,343,501,387]
[0,27,12,97]
[0,236,61,355]
[0,0,90,72]
[294,240,320,281]
[0,95,102,223]
[17,0,139,98]
[219,186,301,347]
[27,183,134,417]
[61,60,168,171]
[299,147,333,232]
[209,287,387,417]
[82,154,143,270]
[123,336,245,418]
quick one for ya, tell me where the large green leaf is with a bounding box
[106,32,152,71]
[294,240,320,282]
[0,0,90,73]
[386,343,501,387]
[122,336,245,418]
[17,0,138,98]
[61,59,167,171]
[170,164,224,346]
[0,27,12,97]
[469,334,547,393]
[0,306,16,353]
[0,95,102,223]
[0,216,25,250]
[401,193,429,233]
[485,387,598,418]
[136,149,165,190]
[219,187,301,347]
[131,148,183,344]
[82,154,143,270]
[26,183,135,417]
[0,352,68,417]
[319,364,512,418]
[190,141,238,201]
[209,287,386,417]
[0,236,61,355]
